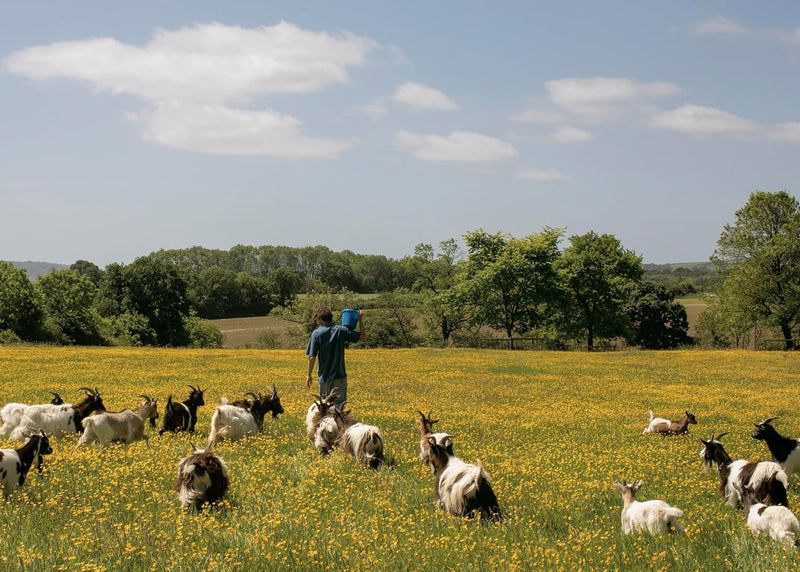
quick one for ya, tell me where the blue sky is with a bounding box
[2,1,799,267]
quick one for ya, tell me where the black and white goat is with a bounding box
[207,389,284,447]
[159,386,205,436]
[642,410,697,436]
[426,435,501,521]
[334,403,384,469]
[0,431,53,497]
[175,447,229,510]
[416,410,453,471]
[737,482,800,549]
[76,396,159,449]
[614,480,685,535]
[700,432,788,508]
[0,387,106,441]
[306,390,339,455]
[752,417,800,478]
[0,391,80,438]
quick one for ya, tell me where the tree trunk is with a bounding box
[780,322,794,350]
[587,326,594,351]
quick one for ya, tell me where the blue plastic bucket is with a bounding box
[341,308,359,329]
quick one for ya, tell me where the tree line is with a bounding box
[1,190,797,350]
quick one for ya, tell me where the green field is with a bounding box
[0,347,798,570]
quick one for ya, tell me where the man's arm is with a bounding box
[306,355,316,388]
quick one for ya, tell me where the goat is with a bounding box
[752,417,800,478]
[642,410,697,436]
[700,432,788,508]
[175,447,229,510]
[76,396,158,449]
[426,435,501,521]
[334,403,384,469]
[49,392,64,405]
[305,390,339,455]
[159,385,205,436]
[416,410,453,471]
[0,391,80,438]
[2,387,106,441]
[614,480,685,535]
[207,389,283,447]
[737,483,800,549]
[0,431,53,497]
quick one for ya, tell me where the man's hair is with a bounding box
[312,306,333,323]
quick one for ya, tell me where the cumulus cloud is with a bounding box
[647,104,759,136]
[127,101,355,157]
[392,81,458,110]
[4,21,378,104]
[516,169,571,182]
[511,109,564,123]
[394,130,518,162]
[545,77,681,118]
[690,16,800,44]
[548,126,595,143]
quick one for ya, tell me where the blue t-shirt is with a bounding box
[306,322,361,382]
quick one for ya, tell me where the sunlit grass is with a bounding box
[0,346,798,570]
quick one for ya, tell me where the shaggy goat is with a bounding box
[334,403,385,469]
[76,396,158,449]
[416,410,453,471]
[207,389,283,447]
[159,386,205,436]
[700,432,788,508]
[642,410,697,436]
[1,387,106,441]
[752,417,800,478]
[175,447,229,510]
[0,431,53,497]
[426,435,501,521]
[614,480,685,535]
[737,483,800,549]
[305,390,339,455]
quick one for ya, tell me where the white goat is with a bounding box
[642,410,697,436]
[738,483,800,549]
[2,387,106,441]
[614,480,685,535]
[306,390,339,455]
[0,431,53,497]
[334,404,384,469]
[207,399,258,447]
[175,447,230,510]
[76,396,158,449]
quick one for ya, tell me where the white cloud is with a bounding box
[516,169,571,182]
[392,82,458,110]
[690,16,800,44]
[545,77,681,118]
[767,122,800,142]
[356,100,388,119]
[511,109,564,123]
[127,101,355,158]
[394,130,518,162]
[3,21,378,104]
[549,126,595,143]
[647,104,759,136]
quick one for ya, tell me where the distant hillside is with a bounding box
[6,261,70,279]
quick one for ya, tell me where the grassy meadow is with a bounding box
[0,347,799,571]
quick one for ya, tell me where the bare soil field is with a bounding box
[214,315,299,348]
[676,296,708,337]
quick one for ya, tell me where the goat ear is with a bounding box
[427,436,437,446]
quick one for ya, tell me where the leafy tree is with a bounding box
[70,260,103,285]
[266,267,303,308]
[0,261,43,340]
[463,228,563,348]
[36,269,104,345]
[712,190,800,349]
[624,282,690,349]
[189,268,243,319]
[556,231,643,350]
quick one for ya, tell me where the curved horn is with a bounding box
[50,392,62,399]
[715,431,728,441]
[761,416,779,425]
[244,392,259,400]
[187,385,198,392]
[77,387,96,395]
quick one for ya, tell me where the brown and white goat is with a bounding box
[159,385,205,436]
[0,431,53,497]
[306,390,339,455]
[700,432,789,508]
[334,404,384,469]
[230,387,284,429]
[737,482,800,549]
[642,410,697,436]
[426,435,502,521]
[2,387,106,441]
[76,395,159,449]
[207,389,284,448]
[416,410,453,471]
[175,447,229,510]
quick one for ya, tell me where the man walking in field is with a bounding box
[305,306,365,410]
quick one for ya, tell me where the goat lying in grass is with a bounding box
[614,480,685,535]
[642,410,697,436]
[737,482,800,549]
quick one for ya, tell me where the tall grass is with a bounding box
[0,347,798,570]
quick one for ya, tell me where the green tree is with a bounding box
[624,282,690,349]
[463,228,563,348]
[70,259,103,285]
[266,267,303,308]
[0,261,43,340]
[556,231,643,350]
[36,269,105,345]
[712,190,800,350]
